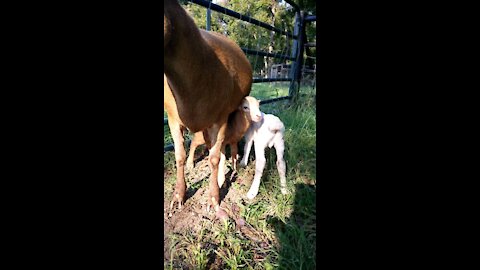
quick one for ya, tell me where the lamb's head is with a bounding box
[239,96,263,122]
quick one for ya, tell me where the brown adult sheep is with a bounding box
[164,0,252,213]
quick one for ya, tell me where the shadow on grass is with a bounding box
[184,182,201,202]
[268,183,316,269]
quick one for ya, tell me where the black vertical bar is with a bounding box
[289,12,301,98]
[289,11,305,101]
[206,0,211,31]
[293,11,306,101]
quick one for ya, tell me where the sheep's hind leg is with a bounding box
[186,132,203,171]
[274,136,288,194]
[168,119,187,215]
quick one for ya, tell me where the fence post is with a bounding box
[289,10,305,103]
[288,12,299,100]
[206,0,211,31]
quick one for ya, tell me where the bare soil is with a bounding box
[163,157,262,260]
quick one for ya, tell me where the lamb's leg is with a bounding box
[231,143,238,172]
[229,143,239,181]
[217,144,227,188]
[239,130,253,168]
[246,142,266,199]
[206,122,227,212]
[168,118,187,213]
[274,134,288,194]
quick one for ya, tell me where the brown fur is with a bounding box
[187,106,251,173]
[164,0,252,212]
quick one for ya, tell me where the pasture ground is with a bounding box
[163,83,316,269]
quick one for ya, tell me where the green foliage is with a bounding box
[297,0,316,13]
[181,0,298,78]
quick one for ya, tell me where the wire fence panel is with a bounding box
[188,0,297,39]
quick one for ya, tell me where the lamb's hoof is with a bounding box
[215,208,229,221]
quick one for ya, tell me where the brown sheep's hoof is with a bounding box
[168,193,184,216]
[206,197,220,213]
[215,208,229,221]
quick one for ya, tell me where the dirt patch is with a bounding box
[164,159,255,224]
[164,157,259,259]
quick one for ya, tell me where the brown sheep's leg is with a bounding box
[203,132,212,158]
[168,119,187,214]
[186,132,205,171]
[185,138,198,171]
[206,122,227,213]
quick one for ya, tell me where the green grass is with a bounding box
[164,84,316,269]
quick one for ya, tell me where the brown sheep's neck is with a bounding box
[164,0,211,96]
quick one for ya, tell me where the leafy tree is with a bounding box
[180,0,315,78]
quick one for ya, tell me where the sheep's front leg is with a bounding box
[206,122,227,212]
[246,142,266,199]
[168,119,187,213]
[274,135,288,194]
[239,129,254,168]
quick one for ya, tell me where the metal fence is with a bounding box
[164,0,315,152]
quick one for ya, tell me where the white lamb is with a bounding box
[239,110,288,199]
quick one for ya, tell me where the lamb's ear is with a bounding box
[239,98,248,110]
